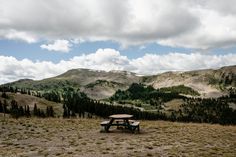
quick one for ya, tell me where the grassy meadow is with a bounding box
[0,117,236,157]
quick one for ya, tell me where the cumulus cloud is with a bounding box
[40,40,71,52]
[0,29,36,43]
[0,56,63,84]
[159,1,236,49]
[130,53,236,74]
[0,48,236,84]
[0,0,236,49]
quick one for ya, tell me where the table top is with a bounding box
[109,114,133,119]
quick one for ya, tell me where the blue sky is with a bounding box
[0,0,236,84]
[1,38,234,63]
[0,39,195,62]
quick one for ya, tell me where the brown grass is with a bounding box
[0,92,63,116]
[0,118,236,157]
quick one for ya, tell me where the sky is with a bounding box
[0,0,236,84]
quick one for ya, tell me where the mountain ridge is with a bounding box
[2,65,236,99]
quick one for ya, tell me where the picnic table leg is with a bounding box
[116,121,122,129]
[105,119,114,132]
[105,125,109,132]
[130,124,140,133]
[124,119,130,129]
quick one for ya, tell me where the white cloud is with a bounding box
[0,56,65,83]
[40,40,71,52]
[130,53,236,74]
[1,29,36,43]
[58,48,131,72]
[0,0,236,49]
[0,48,236,84]
[158,2,236,49]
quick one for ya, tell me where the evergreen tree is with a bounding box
[0,101,3,112]
[26,105,31,117]
[18,106,24,117]
[10,100,19,118]
[33,103,38,116]
[46,106,54,117]
[3,99,8,113]
[49,106,54,117]
[2,92,8,99]
[39,109,45,117]
[24,105,31,117]
[63,104,69,118]
[27,90,31,95]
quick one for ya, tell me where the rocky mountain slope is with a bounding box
[2,65,236,99]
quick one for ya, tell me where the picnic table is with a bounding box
[100,114,140,133]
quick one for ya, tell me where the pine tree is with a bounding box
[46,106,49,117]
[19,106,24,117]
[0,101,3,112]
[49,106,54,117]
[10,100,19,118]
[26,105,31,117]
[2,92,8,99]
[33,103,38,116]
[3,99,8,118]
[63,104,69,118]
[39,109,46,118]
[46,106,54,117]
[27,90,31,95]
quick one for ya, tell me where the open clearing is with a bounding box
[0,118,236,157]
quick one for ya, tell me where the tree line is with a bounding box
[62,87,166,120]
[0,92,54,118]
[110,83,186,103]
[1,84,236,124]
[0,85,61,102]
[62,88,236,124]
[169,98,236,124]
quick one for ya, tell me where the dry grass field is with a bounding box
[0,92,63,117]
[0,118,236,157]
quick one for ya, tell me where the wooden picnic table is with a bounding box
[109,114,133,119]
[101,114,140,133]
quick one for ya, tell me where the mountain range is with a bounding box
[3,65,236,100]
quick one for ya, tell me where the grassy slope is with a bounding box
[163,99,184,111]
[109,84,191,112]
[0,118,235,157]
[0,92,63,116]
[143,65,236,98]
[83,80,128,100]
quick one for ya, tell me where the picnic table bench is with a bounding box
[100,114,140,133]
